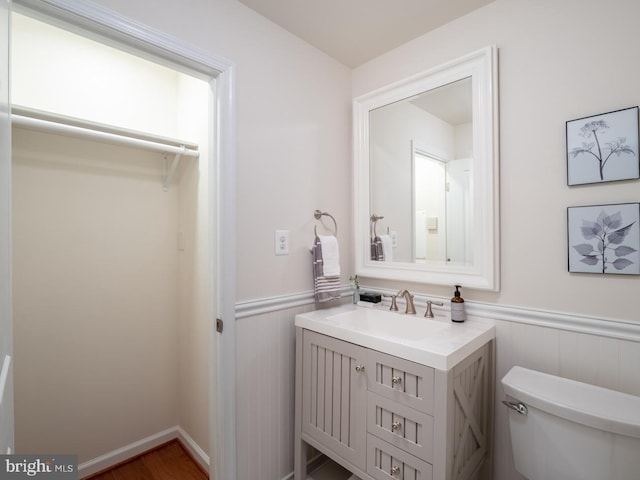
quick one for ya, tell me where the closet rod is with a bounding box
[12,111,200,158]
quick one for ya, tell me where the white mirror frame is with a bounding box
[353,45,499,291]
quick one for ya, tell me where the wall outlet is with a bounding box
[275,230,289,255]
[390,230,398,247]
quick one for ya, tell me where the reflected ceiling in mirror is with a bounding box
[354,46,499,290]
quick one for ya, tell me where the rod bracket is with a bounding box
[163,145,186,192]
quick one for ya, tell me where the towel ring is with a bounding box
[314,210,338,236]
[370,214,384,238]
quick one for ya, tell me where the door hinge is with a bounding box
[216,318,224,333]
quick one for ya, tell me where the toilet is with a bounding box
[501,366,640,480]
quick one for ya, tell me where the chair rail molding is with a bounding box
[236,287,640,343]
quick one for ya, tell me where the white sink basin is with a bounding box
[295,304,495,370]
[327,307,449,341]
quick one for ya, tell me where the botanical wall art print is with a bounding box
[568,203,640,275]
[566,106,639,185]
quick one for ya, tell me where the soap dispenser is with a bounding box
[451,285,466,323]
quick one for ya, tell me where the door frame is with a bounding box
[0,0,14,457]
[10,1,237,479]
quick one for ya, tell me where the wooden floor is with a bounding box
[85,440,208,480]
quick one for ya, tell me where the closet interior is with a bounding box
[11,11,212,468]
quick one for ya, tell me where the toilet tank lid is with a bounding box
[502,366,640,439]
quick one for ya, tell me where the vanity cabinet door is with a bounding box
[301,330,368,470]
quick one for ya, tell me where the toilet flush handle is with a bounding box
[502,400,528,415]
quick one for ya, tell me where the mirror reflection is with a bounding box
[369,77,473,265]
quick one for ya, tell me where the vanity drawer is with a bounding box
[367,392,433,463]
[367,434,433,480]
[366,350,434,414]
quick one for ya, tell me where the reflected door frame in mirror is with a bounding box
[353,45,499,291]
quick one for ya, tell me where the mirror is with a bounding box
[354,46,499,290]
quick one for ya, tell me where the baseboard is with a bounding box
[78,426,209,478]
[176,426,210,472]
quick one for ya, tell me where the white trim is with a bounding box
[469,301,640,342]
[235,286,353,319]
[353,45,499,291]
[176,426,210,472]
[0,354,10,406]
[236,287,640,343]
[77,426,210,478]
[213,43,237,480]
[13,2,237,479]
[78,427,179,478]
[15,0,231,79]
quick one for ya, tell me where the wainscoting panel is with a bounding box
[236,301,317,480]
[234,291,640,480]
[491,317,640,480]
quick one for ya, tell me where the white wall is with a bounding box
[13,0,353,474]
[12,129,180,461]
[354,0,640,321]
[14,1,640,479]
[175,74,212,455]
[11,13,183,140]
[89,0,353,303]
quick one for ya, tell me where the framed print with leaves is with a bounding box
[568,203,640,275]
[566,106,639,185]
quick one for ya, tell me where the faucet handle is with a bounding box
[383,293,399,311]
[424,300,444,318]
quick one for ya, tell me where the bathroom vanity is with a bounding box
[294,304,495,480]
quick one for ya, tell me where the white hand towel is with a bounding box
[312,236,340,303]
[379,234,393,262]
[318,235,340,276]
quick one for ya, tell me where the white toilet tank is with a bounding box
[501,366,640,480]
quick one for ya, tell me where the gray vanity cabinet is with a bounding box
[295,327,493,480]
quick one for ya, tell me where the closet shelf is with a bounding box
[11,106,200,191]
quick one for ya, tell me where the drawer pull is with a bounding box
[355,364,365,373]
[392,375,402,386]
[391,465,401,477]
[391,421,402,432]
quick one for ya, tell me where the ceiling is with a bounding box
[410,76,472,125]
[237,0,494,67]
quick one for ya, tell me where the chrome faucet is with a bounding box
[397,289,416,315]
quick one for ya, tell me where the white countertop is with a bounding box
[295,303,495,370]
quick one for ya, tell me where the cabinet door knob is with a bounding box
[391,465,401,476]
[355,364,365,372]
[392,375,402,385]
[391,421,402,432]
